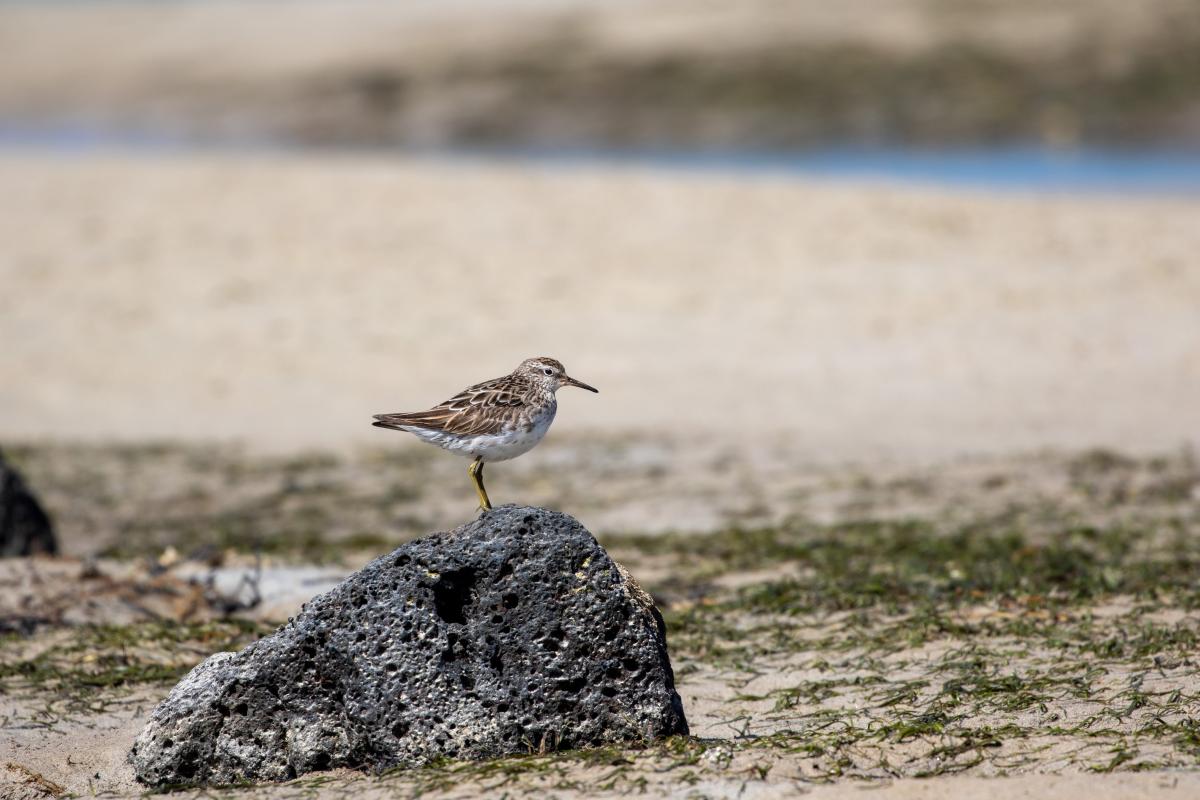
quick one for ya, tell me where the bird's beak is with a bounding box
[561,375,599,393]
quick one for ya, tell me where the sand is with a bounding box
[6,535,1200,798]
[2,7,1199,800]
[2,151,1198,462]
[2,136,1199,798]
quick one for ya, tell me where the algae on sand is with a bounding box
[2,445,1199,795]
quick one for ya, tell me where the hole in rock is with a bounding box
[313,752,332,770]
[497,561,514,579]
[234,702,249,716]
[502,593,519,609]
[601,686,617,697]
[162,738,173,749]
[392,721,409,738]
[442,631,462,663]
[433,568,478,625]
[395,554,410,568]
[556,676,586,693]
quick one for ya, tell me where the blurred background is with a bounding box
[1,0,1198,461]
[6,7,1200,794]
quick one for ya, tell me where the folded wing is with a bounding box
[372,379,528,437]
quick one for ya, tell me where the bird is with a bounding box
[372,357,597,510]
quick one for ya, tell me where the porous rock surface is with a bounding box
[130,505,687,786]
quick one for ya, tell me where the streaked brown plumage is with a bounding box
[372,357,597,510]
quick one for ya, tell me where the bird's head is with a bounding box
[516,357,598,394]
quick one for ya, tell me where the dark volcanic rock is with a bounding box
[130,505,687,786]
[0,450,57,557]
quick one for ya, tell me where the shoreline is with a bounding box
[4,131,1200,194]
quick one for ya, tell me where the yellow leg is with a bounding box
[468,457,492,510]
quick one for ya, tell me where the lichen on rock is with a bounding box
[130,505,687,787]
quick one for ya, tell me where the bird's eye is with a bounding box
[543,368,554,376]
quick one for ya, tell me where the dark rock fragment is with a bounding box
[130,505,687,786]
[0,449,57,557]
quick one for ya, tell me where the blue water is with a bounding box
[0,120,268,152]
[3,120,1200,194]
[459,145,1200,194]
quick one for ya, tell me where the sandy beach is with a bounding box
[4,442,1200,798]
[2,148,1199,798]
[2,151,1198,460]
[2,2,1199,796]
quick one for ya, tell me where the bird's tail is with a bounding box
[372,413,405,431]
[372,412,430,432]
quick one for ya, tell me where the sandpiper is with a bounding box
[372,357,597,510]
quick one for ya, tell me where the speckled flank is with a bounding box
[399,404,556,462]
